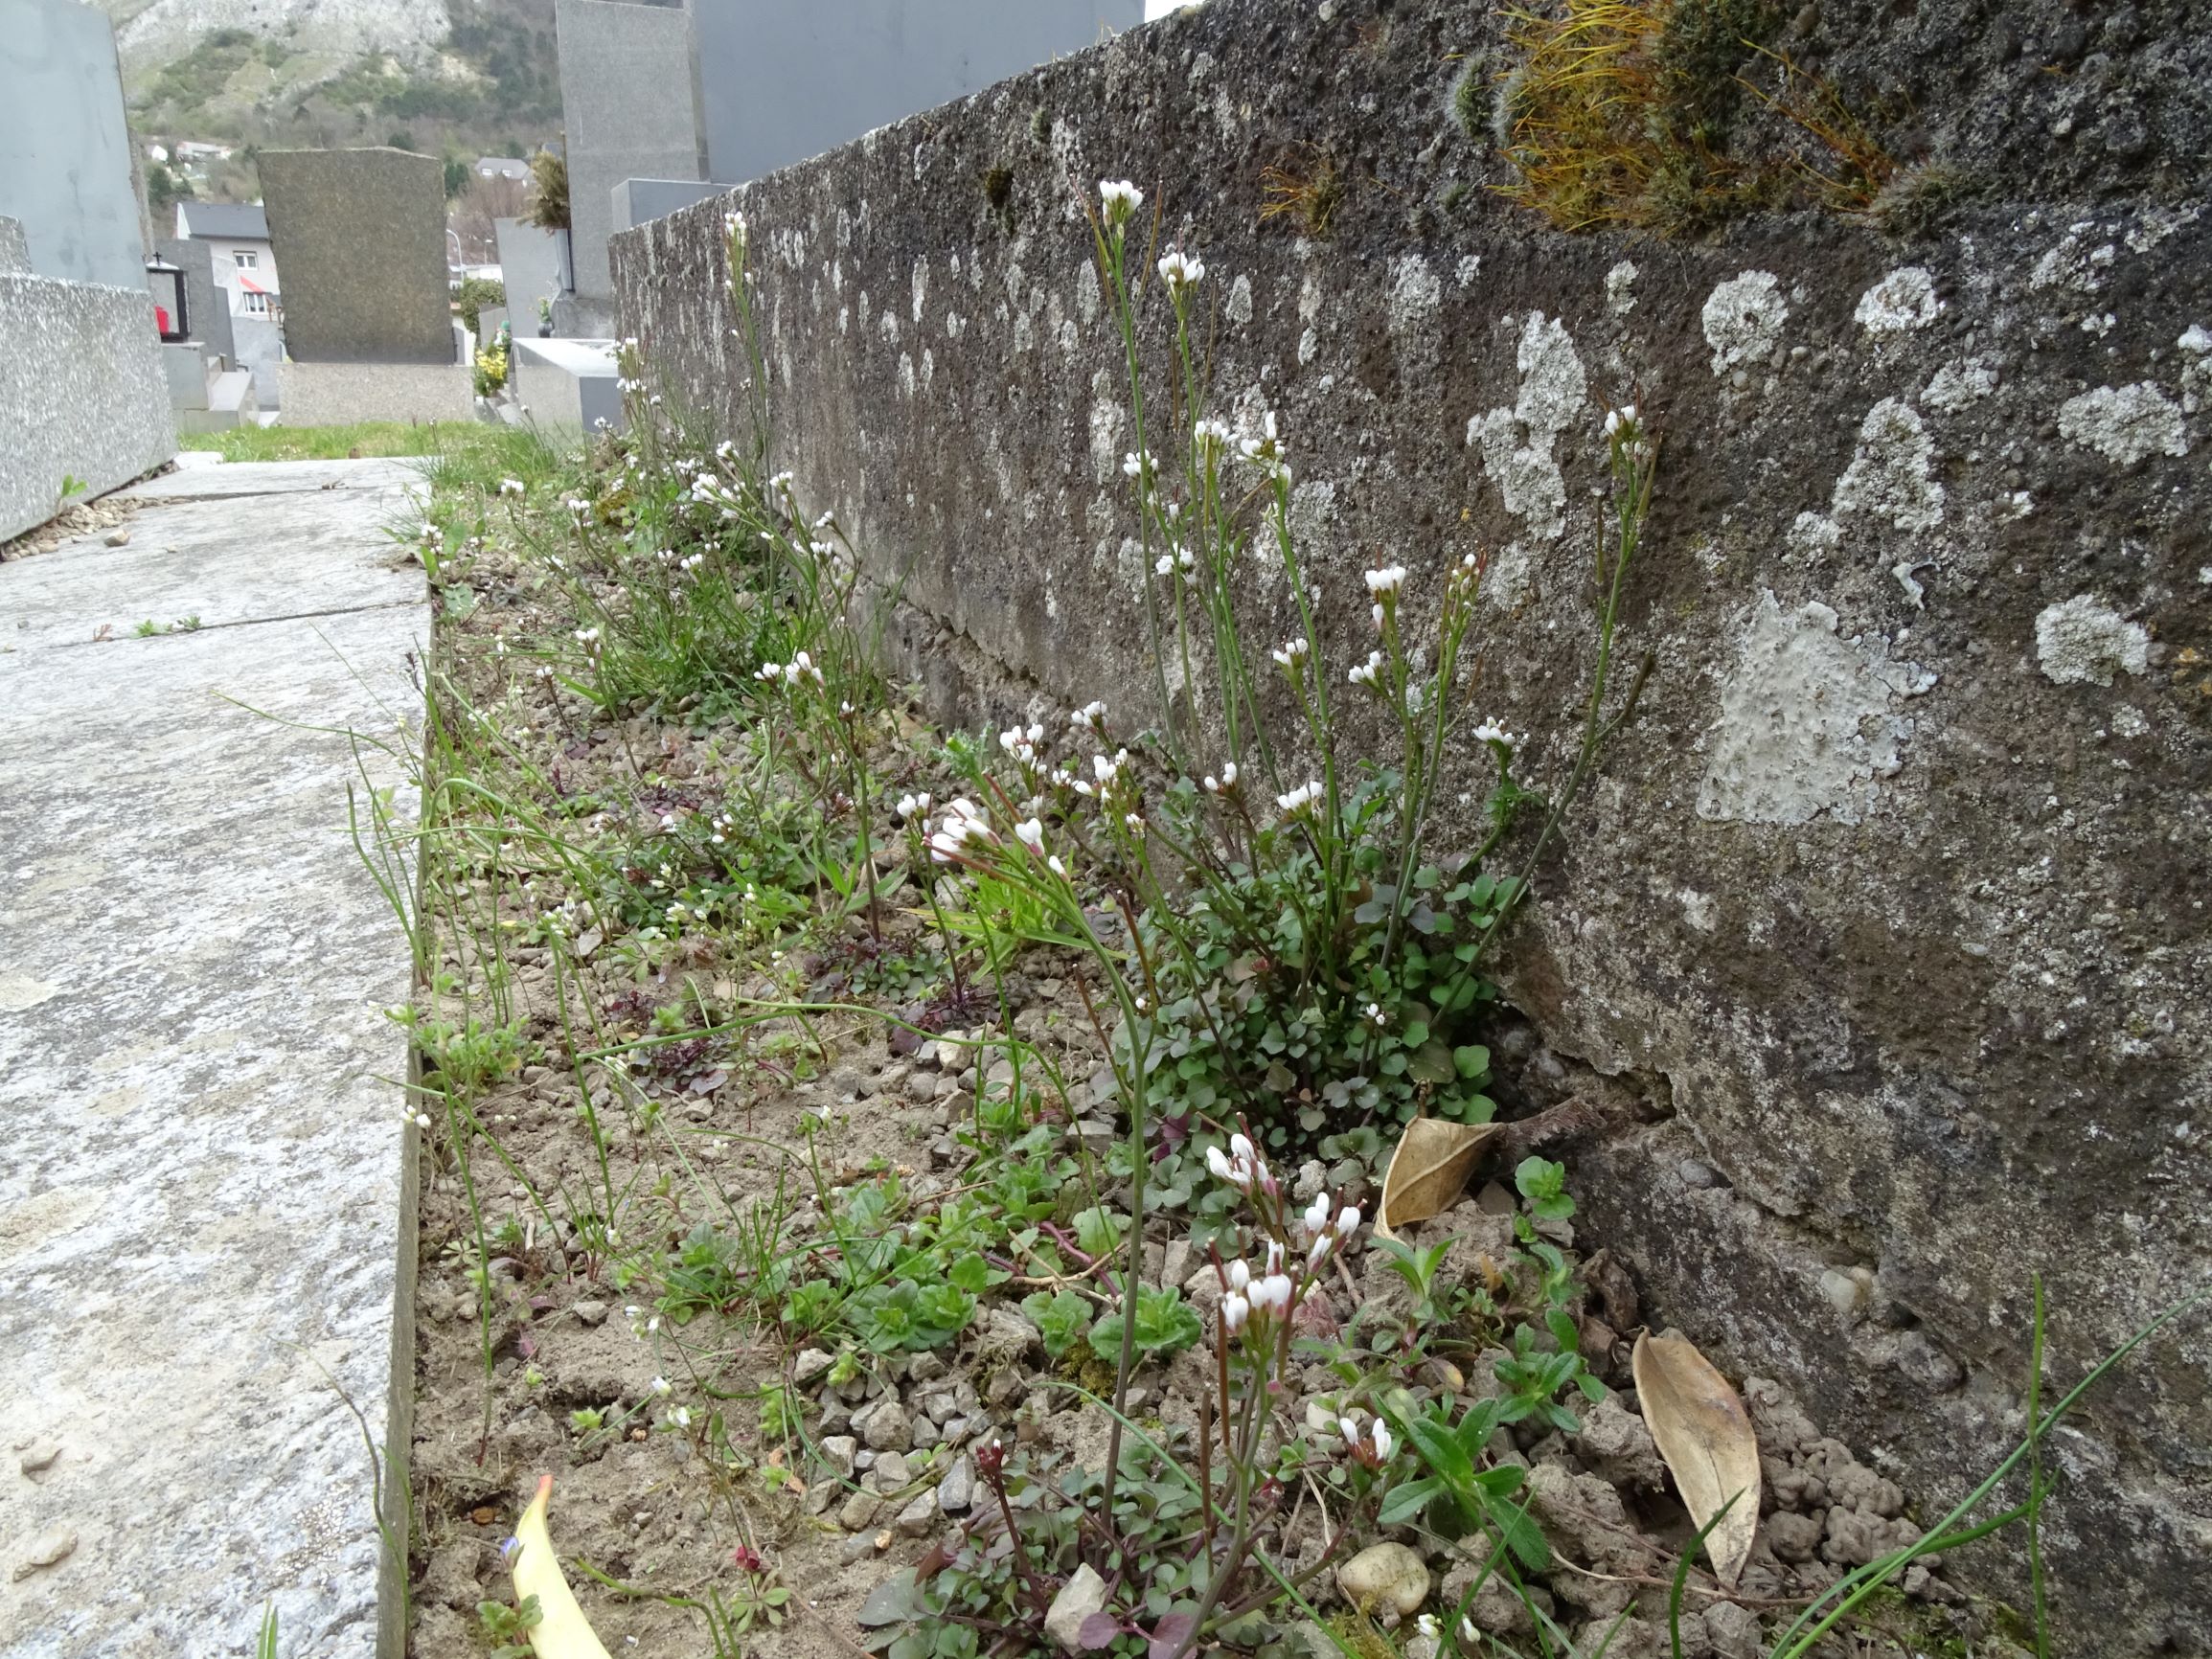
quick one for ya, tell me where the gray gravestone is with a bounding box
[154,235,235,363]
[613,176,726,232]
[683,0,1142,190]
[556,0,704,302]
[494,216,570,325]
[0,0,145,289]
[260,148,453,364]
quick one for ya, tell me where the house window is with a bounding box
[235,250,258,268]
[243,291,268,315]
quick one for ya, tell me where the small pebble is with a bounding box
[104,531,130,547]
[18,1440,61,1476]
[571,1299,609,1327]
[11,1524,76,1580]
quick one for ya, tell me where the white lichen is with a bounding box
[1226,273,1254,325]
[2034,595,2149,687]
[2057,382,2189,466]
[1830,398,1945,534]
[1606,260,1638,316]
[1697,591,1936,826]
[1467,312,1587,543]
[1387,255,1442,373]
[1701,270,1788,376]
[1922,356,1998,413]
[1854,266,1942,334]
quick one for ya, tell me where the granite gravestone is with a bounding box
[260,148,453,364]
[555,0,704,305]
[0,0,146,289]
[683,0,1143,190]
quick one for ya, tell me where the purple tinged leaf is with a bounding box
[1078,1611,1122,1649]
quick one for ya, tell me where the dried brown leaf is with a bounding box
[1631,1329,1762,1586]
[1373,1118,1498,1239]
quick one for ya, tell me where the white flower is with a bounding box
[1254,1273,1294,1314]
[669,1405,693,1429]
[1226,1258,1251,1291]
[1099,178,1144,224]
[1347,650,1384,689]
[1472,720,1522,748]
[498,478,525,496]
[1365,1002,1386,1027]
[1338,1205,1361,1235]
[1304,1194,1332,1234]
[1276,780,1322,814]
[1123,447,1152,480]
[1339,1416,1363,1448]
[1193,418,1235,455]
[1604,403,1638,437]
[895,791,933,821]
[1363,563,1408,597]
[650,1376,673,1396]
[564,496,589,515]
[1046,853,1068,878]
[1221,1291,1249,1333]
[1015,817,1045,853]
[1371,1420,1394,1462]
[1157,249,1205,289]
[1068,699,1107,734]
[1220,761,1238,787]
[1270,638,1311,670]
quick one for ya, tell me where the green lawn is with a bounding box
[178,420,511,463]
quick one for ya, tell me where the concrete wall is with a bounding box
[613,0,2212,1643]
[684,0,1141,190]
[0,272,174,539]
[0,0,145,289]
[511,337,627,435]
[555,0,703,302]
[278,361,472,426]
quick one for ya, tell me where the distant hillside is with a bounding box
[98,0,573,197]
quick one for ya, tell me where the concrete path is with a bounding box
[0,462,427,1658]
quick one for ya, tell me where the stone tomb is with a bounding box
[260,148,470,423]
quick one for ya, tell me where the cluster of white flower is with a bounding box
[1153,546,1196,580]
[1202,761,1240,794]
[498,478,526,497]
[1347,648,1385,689]
[564,496,590,517]
[1205,1130,1275,1195]
[708,812,732,846]
[1236,411,1288,484]
[1604,403,1651,461]
[1276,779,1323,815]
[998,721,1045,764]
[1471,719,1522,748]
[1193,418,1235,457]
[1270,637,1311,671]
[1364,563,1407,598]
[1156,249,1205,290]
[1071,749,1130,800]
[755,650,824,688]
[767,470,794,493]
[574,626,603,653]
[928,796,995,863]
[1338,1413,1395,1467]
[1099,178,1144,226]
[894,790,934,822]
[677,552,705,576]
[1218,1246,1295,1335]
[1068,699,1108,735]
[1363,1001,1387,1027]
[1122,448,1152,483]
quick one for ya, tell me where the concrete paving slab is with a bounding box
[0,459,427,1658]
[117,458,424,500]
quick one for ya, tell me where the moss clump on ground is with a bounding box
[1492,0,1899,236]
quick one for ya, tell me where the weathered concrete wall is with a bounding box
[614,1,2212,1640]
[0,272,174,539]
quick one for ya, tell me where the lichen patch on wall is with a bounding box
[1854,265,1942,334]
[1701,270,1787,377]
[1467,310,1587,543]
[2034,594,2150,687]
[1697,590,1937,826]
[2056,382,2191,466]
[1830,398,1945,534]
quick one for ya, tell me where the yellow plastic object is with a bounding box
[509,1475,615,1659]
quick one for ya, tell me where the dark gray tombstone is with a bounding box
[260,148,453,364]
[613,177,727,233]
[154,236,235,363]
[682,0,1144,189]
